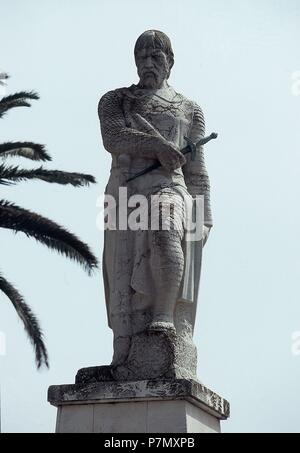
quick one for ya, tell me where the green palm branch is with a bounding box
[0,200,98,274]
[0,142,51,161]
[0,273,48,369]
[0,164,96,186]
[0,91,39,118]
[0,77,98,368]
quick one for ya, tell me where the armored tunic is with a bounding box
[98,85,212,332]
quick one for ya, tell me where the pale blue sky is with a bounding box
[0,0,300,433]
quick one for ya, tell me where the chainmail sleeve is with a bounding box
[98,90,172,160]
[182,102,213,227]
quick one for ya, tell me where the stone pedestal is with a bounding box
[48,379,229,433]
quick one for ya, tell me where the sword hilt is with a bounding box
[126,132,218,183]
[184,136,197,161]
[183,133,218,160]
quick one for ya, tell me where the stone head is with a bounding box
[134,30,174,89]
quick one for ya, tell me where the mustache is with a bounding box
[141,70,158,79]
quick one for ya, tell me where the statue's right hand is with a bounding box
[157,144,186,171]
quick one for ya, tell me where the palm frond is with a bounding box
[0,199,98,274]
[0,164,96,186]
[0,91,39,118]
[0,272,48,369]
[0,142,51,161]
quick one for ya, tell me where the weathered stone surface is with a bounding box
[47,30,229,434]
[76,365,113,384]
[76,327,196,383]
[112,328,176,380]
[48,378,230,420]
[98,30,213,377]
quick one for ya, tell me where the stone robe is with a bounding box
[98,84,212,339]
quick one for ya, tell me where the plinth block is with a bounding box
[48,379,229,433]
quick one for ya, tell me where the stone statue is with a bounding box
[97,30,213,381]
[48,30,230,432]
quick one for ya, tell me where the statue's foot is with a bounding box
[75,365,114,383]
[147,320,176,333]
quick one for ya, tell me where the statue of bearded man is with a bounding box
[98,30,213,379]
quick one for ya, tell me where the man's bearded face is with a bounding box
[135,46,170,89]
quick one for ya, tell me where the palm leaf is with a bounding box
[0,199,98,274]
[0,272,48,369]
[0,83,98,370]
[0,142,51,161]
[0,91,39,118]
[0,164,96,186]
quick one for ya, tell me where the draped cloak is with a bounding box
[98,85,212,332]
